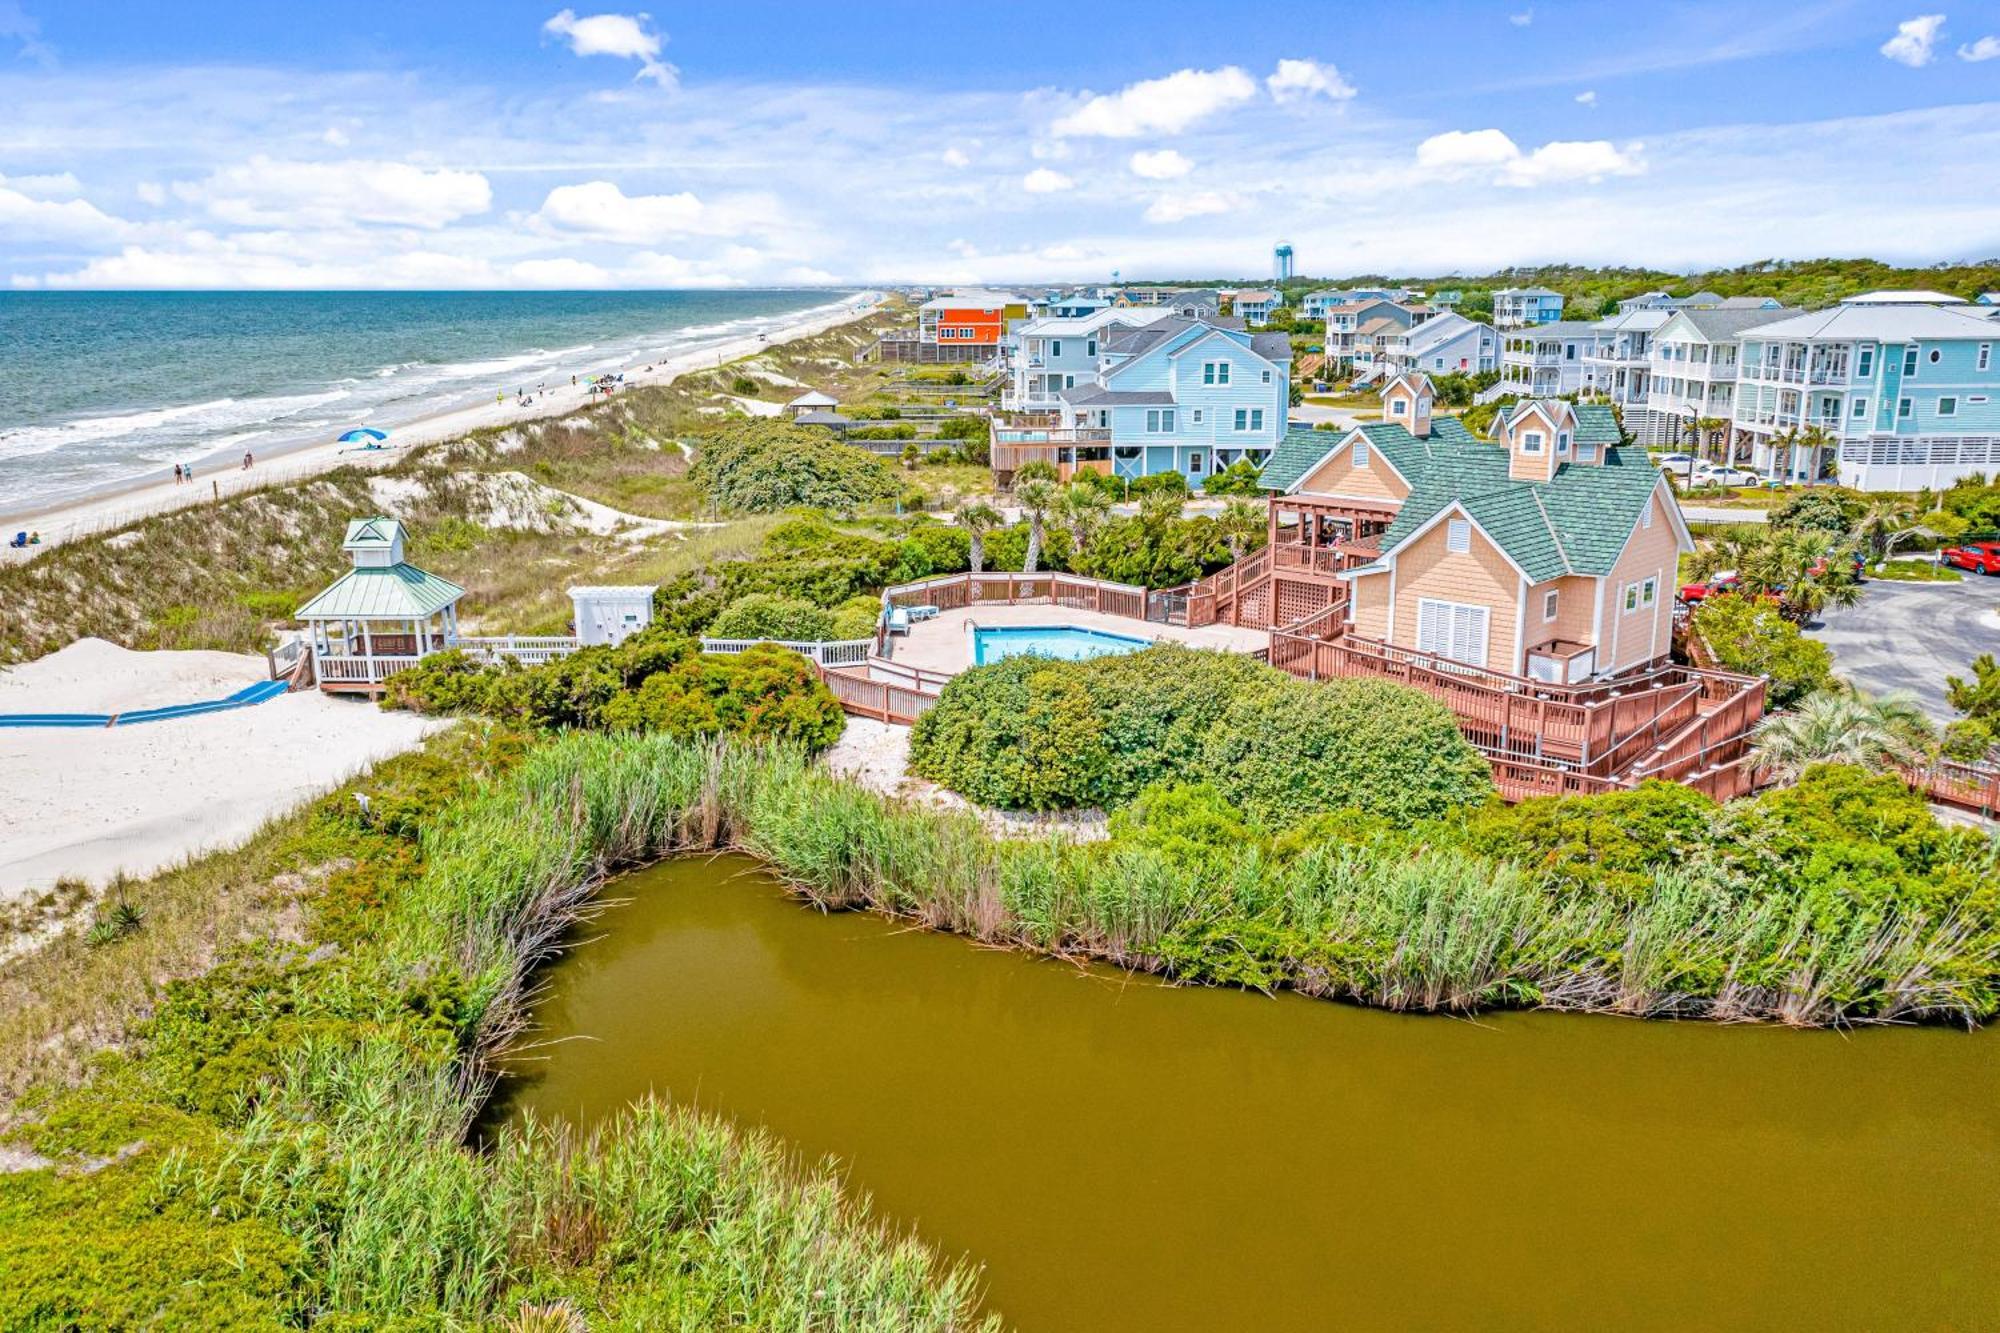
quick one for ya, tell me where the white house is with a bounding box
[1645,306,1802,456]
[1498,321,1596,396]
[1492,286,1565,327]
[1582,309,1672,442]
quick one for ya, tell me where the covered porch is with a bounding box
[1268,494,1397,574]
[302,607,461,692]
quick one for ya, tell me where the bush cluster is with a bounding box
[1690,593,1835,706]
[909,644,1493,821]
[689,419,899,513]
[385,631,844,751]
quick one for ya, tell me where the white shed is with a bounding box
[569,585,657,647]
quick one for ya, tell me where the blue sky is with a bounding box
[2,0,1997,288]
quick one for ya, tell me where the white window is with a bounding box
[1203,361,1231,385]
[1191,409,1203,424]
[1446,518,1471,554]
[1939,397,1958,417]
[1642,577,1657,607]
[1086,339,1097,356]
[1051,340,1062,356]
[1145,408,1176,433]
[1232,408,1264,432]
[1188,452,1205,475]
[1642,503,1653,530]
[1853,397,1869,419]
[1416,599,1490,667]
[1353,439,1370,467]
[1261,370,1273,384]
[1543,589,1560,622]
[1624,584,1639,613]
[1903,347,1919,376]
[1557,431,1571,455]
[1980,344,1992,372]
[1929,348,1943,364]
[1898,397,1913,419]
[1390,397,1407,416]
[1521,431,1544,454]
[1857,347,1874,377]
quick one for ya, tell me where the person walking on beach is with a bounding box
[571,373,577,388]
[173,463,183,485]
[185,464,195,484]
[242,450,254,470]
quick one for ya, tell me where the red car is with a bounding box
[1678,572,1741,604]
[1942,541,2000,574]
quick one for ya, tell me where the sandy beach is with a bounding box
[0,291,882,557]
[0,639,445,904]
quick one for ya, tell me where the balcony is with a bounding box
[1526,639,1597,686]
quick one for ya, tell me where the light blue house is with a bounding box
[1228,288,1283,324]
[993,317,1291,488]
[1731,302,2000,489]
[1493,286,1566,327]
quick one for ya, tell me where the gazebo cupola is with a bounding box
[294,516,467,694]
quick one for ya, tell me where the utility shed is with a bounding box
[569,585,657,647]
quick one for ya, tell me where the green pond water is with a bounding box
[490,856,2000,1331]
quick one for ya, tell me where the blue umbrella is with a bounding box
[338,427,389,443]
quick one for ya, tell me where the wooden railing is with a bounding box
[1272,544,1370,575]
[816,656,952,725]
[1915,759,2000,819]
[314,654,423,684]
[883,572,1149,621]
[457,634,579,667]
[701,637,874,668]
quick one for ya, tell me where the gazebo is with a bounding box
[294,517,465,694]
[786,389,839,416]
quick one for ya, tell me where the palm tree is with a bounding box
[1695,415,1729,465]
[1053,483,1111,562]
[1751,688,1937,783]
[1793,424,1836,485]
[1015,478,1057,573]
[956,499,1002,575]
[1216,497,1265,563]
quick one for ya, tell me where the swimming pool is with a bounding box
[970,624,1155,666]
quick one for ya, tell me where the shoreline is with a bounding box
[0,291,883,556]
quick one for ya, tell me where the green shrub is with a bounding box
[1106,782,1264,868]
[849,424,917,441]
[1201,460,1267,496]
[690,420,898,513]
[708,593,836,642]
[936,415,989,441]
[598,645,844,750]
[1691,593,1834,707]
[1459,781,1721,899]
[911,644,1493,822]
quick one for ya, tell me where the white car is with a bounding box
[1696,465,1762,487]
[1655,453,1699,476]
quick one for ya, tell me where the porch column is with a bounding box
[360,621,374,676]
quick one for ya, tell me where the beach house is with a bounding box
[1002,307,1170,413]
[1226,289,1283,324]
[1729,296,2000,489]
[1175,374,1763,800]
[1375,311,1497,378]
[1644,306,1803,458]
[1581,309,1672,442]
[295,517,467,694]
[990,316,1291,487]
[1498,321,1596,396]
[1492,286,1565,327]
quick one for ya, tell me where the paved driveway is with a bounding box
[1806,576,2000,720]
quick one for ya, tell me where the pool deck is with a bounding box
[887,603,1269,677]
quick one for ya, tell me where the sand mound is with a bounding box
[0,638,266,714]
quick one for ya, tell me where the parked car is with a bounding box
[1694,465,1762,487]
[1655,453,1699,477]
[1941,540,2000,574]
[1678,570,1740,604]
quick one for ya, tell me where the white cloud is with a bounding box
[1509,9,1534,25]
[1129,148,1193,179]
[323,126,350,147]
[1575,90,1598,106]
[1144,191,1234,224]
[1960,35,2000,61]
[1880,14,1945,66]
[941,146,970,168]
[1021,167,1074,193]
[542,8,676,87]
[0,171,81,197]
[1265,58,1356,104]
[509,256,612,287]
[534,180,777,242]
[1030,139,1072,161]
[135,182,166,206]
[179,157,492,228]
[948,238,979,259]
[1051,66,1258,138]
[0,0,55,66]
[1416,128,1643,185]
[0,180,127,241]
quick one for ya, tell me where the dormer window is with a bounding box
[1390,397,1407,416]
[1521,431,1544,454]
[1557,432,1571,455]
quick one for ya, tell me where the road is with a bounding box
[1680,505,1769,524]
[1805,575,2000,721]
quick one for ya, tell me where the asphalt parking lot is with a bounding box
[1806,574,2000,721]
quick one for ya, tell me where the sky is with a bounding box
[1,0,1998,289]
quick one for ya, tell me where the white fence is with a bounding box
[700,637,875,667]
[456,635,581,667]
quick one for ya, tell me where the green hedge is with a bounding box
[690,420,899,512]
[908,644,1493,821]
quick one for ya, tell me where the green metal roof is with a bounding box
[295,563,465,620]
[1262,403,1661,583]
[342,516,406,550]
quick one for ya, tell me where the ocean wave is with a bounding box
[0,389,351,463]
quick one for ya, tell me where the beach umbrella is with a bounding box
[338,427,389,443]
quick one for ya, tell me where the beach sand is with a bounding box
[0,639,444,901]
[0,292,882,556]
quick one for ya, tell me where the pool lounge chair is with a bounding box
[906,604,941,622]
[886,607,912,636]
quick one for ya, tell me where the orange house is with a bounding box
[918,291,1021,346]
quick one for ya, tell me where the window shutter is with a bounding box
[1447,519,1471,553]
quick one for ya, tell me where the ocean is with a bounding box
[0,289,857,514]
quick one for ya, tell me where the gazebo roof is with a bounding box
[295,564,465,620]
[341,516,405,551]
[788,390,838,408]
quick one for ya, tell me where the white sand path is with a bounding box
[0,640,443,899]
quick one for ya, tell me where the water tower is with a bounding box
[1273,242,1294,282]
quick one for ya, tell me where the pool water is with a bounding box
[971,624,1154,666]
